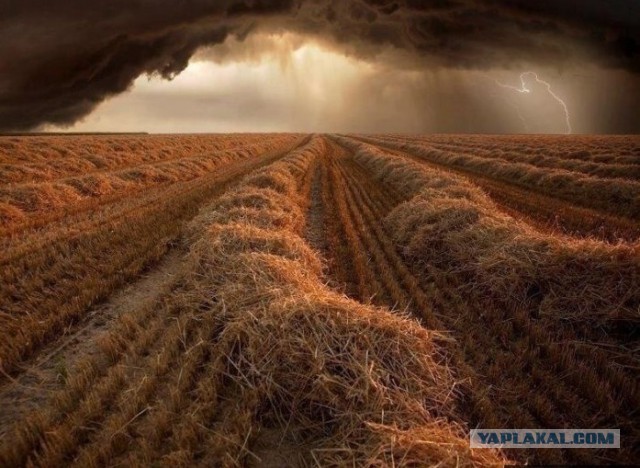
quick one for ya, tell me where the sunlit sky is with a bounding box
[46,33,640,135]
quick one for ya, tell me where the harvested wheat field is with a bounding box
[0,133,638,467]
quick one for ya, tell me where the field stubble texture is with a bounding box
[1,133,638,466]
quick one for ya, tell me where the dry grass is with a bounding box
[0,134,278,183]
[346,139,640,327]
[0,136,298,230]
[0,135,300,374]
[174,138,505,466]
[0,135,506,466]
[391,134,640,182]
[6,132,639,465]
[336,136,639,464]
[381,133,640,167]
[362,134,640,219]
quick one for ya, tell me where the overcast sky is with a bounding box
[2,1,639,134]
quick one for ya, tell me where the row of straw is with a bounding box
[338,136,640,330]
[175,135,507,465]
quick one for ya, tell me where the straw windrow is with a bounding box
[339,137,640,327]
[179,136,507,465]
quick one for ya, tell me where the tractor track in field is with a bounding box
[303,161,327,260]
[357,137,640,242]
[0,138,310,438]
[0,249,187,440]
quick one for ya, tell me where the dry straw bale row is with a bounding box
[334,137,638,465]
[0,138,300,374]
[390,134,640,166]
[363,135,640,219]
[0,136,296,226]
[0,136,505,466]
[0,134,268,184]
[373,135,640,243]
[490,136,640,165]
[0,133,272,169]
[162,136,505,465]
[415,139,640,182]
[339,137,640,330]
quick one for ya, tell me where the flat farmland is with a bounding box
[0,134,638,466]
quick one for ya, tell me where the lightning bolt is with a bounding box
[493,72,572,134]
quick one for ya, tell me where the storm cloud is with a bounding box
[0,0,639,130]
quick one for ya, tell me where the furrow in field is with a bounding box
[0,249,186,437]
[1,292,174,466]
[327,142,540,442]
[302,161,326,258]
[66,297,219,467]
[322,144,385,303]
[316,150,361,297]
[332,150,437,326]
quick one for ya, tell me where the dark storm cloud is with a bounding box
[0,0,638,130]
